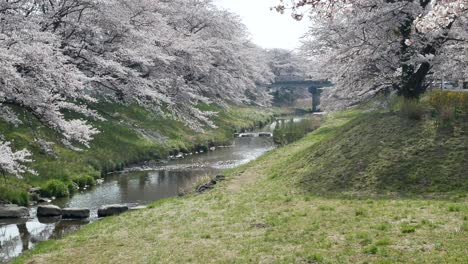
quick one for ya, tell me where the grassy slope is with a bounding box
[286,111,468,195]
[0,103,274,204]
[16,110,468,263]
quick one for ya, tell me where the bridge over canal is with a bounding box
[268,80,333,112]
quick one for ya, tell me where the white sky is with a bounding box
[215,0,309,50]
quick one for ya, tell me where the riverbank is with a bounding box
[15,108,468,263]
[0,103,279,205]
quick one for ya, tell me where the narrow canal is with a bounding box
[0,121,281,263]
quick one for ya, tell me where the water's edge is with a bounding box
[1,118,293,263]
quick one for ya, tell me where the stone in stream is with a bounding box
[0,204,30,218]
[37,205,62,217]
[30,192,40,202]
[97,204,128,217]
[258,132,273,137]
[37,197,52,203]
[29,187,42,202]
[62,208,90,219]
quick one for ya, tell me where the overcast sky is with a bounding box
[215,0,309,50]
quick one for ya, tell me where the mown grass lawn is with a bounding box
[15,109,468,264]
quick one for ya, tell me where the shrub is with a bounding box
[41,179,70,198]
[72,175,96,188]
[66,181,77,195]
[439,105,456,124]
[399,98,426,120]
[428,90,468,122]
[0,186,29,206]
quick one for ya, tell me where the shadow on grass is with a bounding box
[273,111,468,200]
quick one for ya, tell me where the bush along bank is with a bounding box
[0,102,276,205]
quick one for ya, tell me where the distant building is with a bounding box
[430,79,468,91]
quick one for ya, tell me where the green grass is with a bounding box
[273,115,321,145]
[278,111,468,195]
[0,102,275,203]
[15,108,468,263]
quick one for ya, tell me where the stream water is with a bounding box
[0,121,286,263]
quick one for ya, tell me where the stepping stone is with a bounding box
[37,205,62,217]
[97,204,128,217]
[0,205,29,218]
[62,208,90,219]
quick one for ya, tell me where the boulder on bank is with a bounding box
[215,175,226,181]
[0,205,29,218]
[196,179,217,193]
[97,204,128,217]
[62,208,90,219]
[37,205,62,217]
[196,184,214,193]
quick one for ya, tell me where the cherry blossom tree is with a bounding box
[1,0,274,174]
[267,49,307,82]
[1,0,102,145]
[0,141,34,181]
[276,0,468,109]
[28,0,273,128]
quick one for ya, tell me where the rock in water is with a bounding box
[37,205,62,217]
[37,197,52,203]
[97,204,128,217]
[0,205,29,218]
[62,208,90,219]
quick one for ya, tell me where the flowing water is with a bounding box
[0,121,285,263]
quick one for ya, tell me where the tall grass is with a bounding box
[390,91,468,124]
[428,90,468,124]
[273,117,321,145]
[396,97,427,120]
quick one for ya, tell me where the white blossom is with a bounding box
[0,141,35,178]
[279,0,468,109]
[0,0,275,169]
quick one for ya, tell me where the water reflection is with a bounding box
[1,218,88,263]
[1,124,277,263]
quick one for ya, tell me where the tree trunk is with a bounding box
[399,62,431,99]
[2,170,6,185]
[397,14,430,99]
